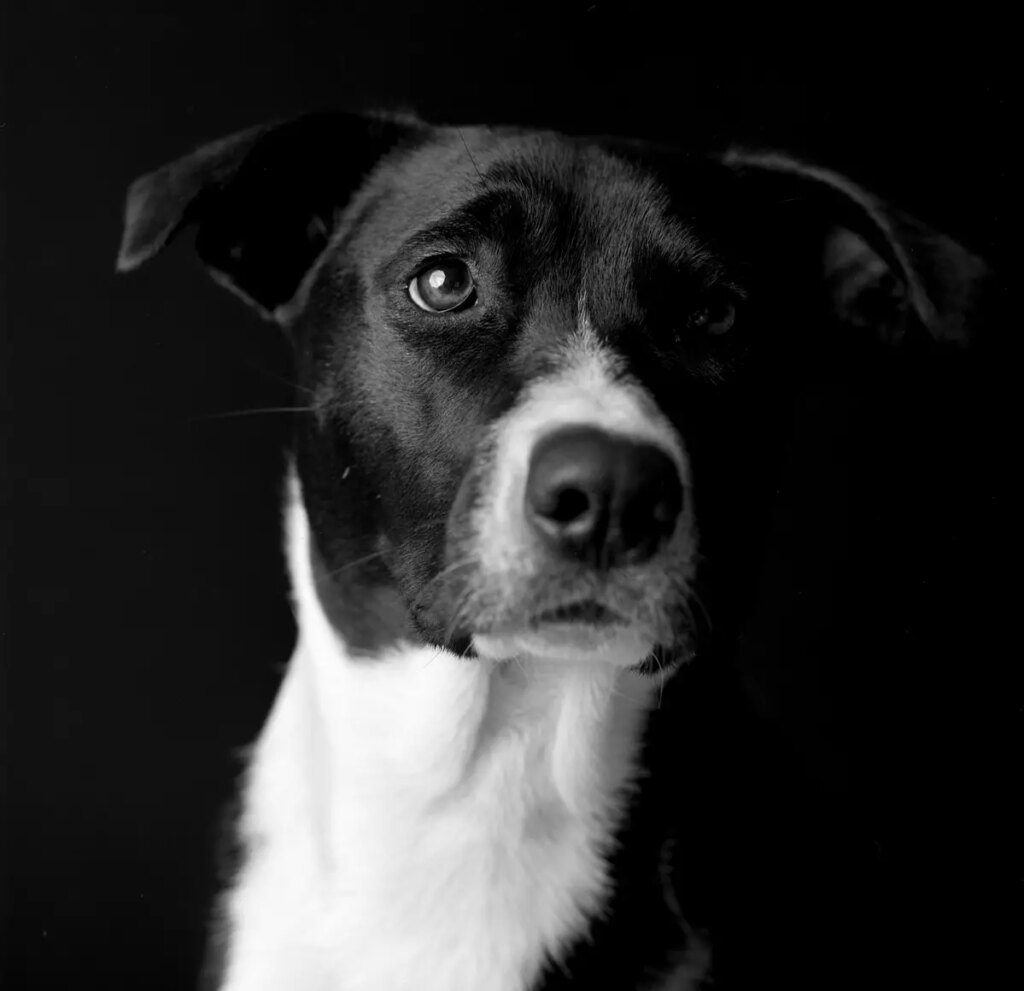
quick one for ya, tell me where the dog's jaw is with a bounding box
[216,472,664,991]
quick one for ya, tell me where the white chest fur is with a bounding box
[218,486,658,991]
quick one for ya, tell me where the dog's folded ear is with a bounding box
[116,111,420,321]
[722,150,988,347]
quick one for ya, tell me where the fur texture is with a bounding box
[218,471,667,991]
[116,112,985,990]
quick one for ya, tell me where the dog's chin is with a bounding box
[472,623,654,666]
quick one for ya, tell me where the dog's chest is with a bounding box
[220,632,655,991]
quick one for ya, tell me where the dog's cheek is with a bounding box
[411,423,534,651]
[411,452,490,641]
[397,357,510,533]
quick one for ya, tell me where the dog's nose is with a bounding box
[525,426,683,568]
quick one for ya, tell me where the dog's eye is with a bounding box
[408,260,476,313]
[687,297,736,336]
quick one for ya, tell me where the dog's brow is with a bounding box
[381,187,529,277]
[482,161,564,197]
[370,220,482,288]
[399,216,486,256]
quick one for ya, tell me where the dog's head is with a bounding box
[117,112,986,671]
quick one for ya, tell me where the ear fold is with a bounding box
[116,111,421,321]
[722,150,988,347]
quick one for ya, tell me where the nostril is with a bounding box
[652,500,676,524]
[546,487,592,524]
[652,483,684,524]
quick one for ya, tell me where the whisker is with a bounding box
[443,585,479,649]
[189,406,316,421]
[401,516,452,535]
[323,522,453,581]
[243,362,316,397]
[457,126,484,184]
[323,549,390,578]
[641,650,668,709]
[659,834,692,935]
[690,590,713,633]
[444,592,470,644]
[428,555,479,586]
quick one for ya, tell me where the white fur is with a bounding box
[217,308,707,989]
[477,319,691,581]
[470,315,696,668]
[217,475,662,991]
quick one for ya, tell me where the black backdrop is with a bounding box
[3,5,1018,990]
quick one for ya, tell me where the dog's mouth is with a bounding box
[530,599,621,626]
[470,593,654,665]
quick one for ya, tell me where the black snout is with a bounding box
[525,426,683,568]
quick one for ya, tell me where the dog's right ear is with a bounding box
[720,149,989,349]
[116,111,421,322]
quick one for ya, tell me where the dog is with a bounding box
[116,111,985,991]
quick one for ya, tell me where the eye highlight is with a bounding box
[408,259,476,313]
[687,296,736,336]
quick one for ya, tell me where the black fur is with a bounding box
[117,112,986,989]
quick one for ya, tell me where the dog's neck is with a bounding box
[281,469,657,818]
[231,474,660,989]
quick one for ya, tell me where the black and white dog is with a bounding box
[116,113,984,991]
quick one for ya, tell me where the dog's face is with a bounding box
[298,132,733,670]
[118,114,984,671]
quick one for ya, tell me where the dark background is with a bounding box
[3,4,1019,989]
